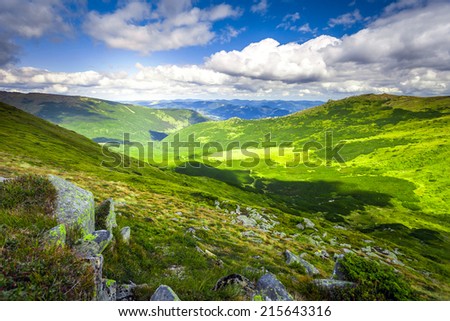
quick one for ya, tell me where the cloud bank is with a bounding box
[1,0,449,100]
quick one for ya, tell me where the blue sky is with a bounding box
[1,0,449,100]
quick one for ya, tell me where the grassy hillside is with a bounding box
[1,97,449,300]
[164,94,450,299]
[0,91,207,145]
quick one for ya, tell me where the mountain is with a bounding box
[129,99,324,120]
[0,91,208,144]
[1,94,449,300]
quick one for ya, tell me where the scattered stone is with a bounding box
[332,255,347,281]
[48,175,95,234]
[120,226,131,244]
[361,246,372,253]
[186,227,196,234]
[340,243,351,248]
[313,279,355,290]
[256,273,293,301]
[284,250,300,265]
[150,285,181,301]
[0,177,10,183]
[363,239,374,244]
[117,283,136,301]
[44,224,66,247]
[167,265,185,279]
[296,223,305,230]
[285,251,320,276]
[175,211,183,216]
[333,225,347,230]
[236,215,257,228]
[303,218,315,229]
[315,250,330,259]
[195,246,205,255]
[213,274,253,291]
[95,198,117,232]
[242,231,257,238]
[342,248,353,254]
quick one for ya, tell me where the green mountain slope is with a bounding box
[1,97,449,300]
[0,91,208,144]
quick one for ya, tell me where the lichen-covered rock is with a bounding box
[86,255,103,300]
[256,273,293,301]
[92,230,113,253]
[117,283,136,301]
[150,285,181,301]
[48,175,95,235]
[44,224,66,247]
[120,226,131,244]
[284,250,319,276]
[99,279,117,301]
[313,279,355,289]
[95,198,117,232]
[296,223,305,230]
[74,239,100,257]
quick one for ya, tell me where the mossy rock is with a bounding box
[48,175,95,235]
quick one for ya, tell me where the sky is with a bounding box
[0,0,449,101]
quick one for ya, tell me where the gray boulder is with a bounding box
[256,273,293,301]
[120,226,131,243]
[150,285,181,301]
[303,218,315,229]
[48,175,95,235]
[284,250,319,276]
[44,224,66,247]
[296,223,305,230]
[95,198,117,232]
[117,283,136,301]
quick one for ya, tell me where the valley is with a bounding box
[1,93,449,301]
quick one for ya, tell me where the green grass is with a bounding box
[1,94,450,300]
[0,175,94,300]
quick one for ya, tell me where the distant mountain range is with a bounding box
[0,91,207,144]
[127,99,324,120]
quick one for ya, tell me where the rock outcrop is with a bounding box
[150,285,181,301]
[48,175,95,235]
[255,273,293,301]
[284,250,320,276]
[120,226,131,244]
[95,198,117,232]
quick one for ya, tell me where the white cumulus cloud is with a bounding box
[83,0,241,54]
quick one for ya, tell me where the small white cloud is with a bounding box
[328,9,363,28]
[218,26,246,44]
[251,0,269,15]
